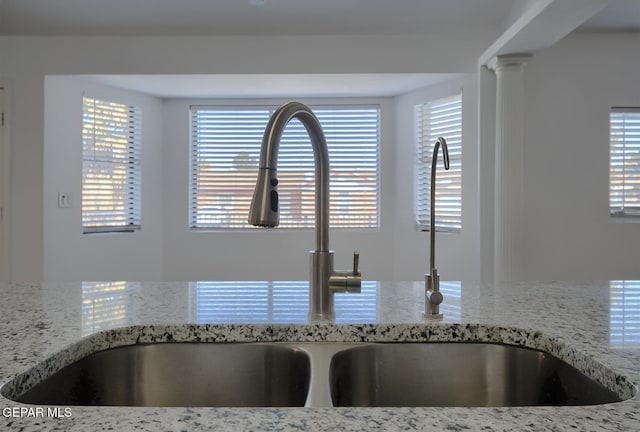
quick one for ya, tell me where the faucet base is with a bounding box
[308,312,336,323]
[308,250,335,322]
[308,249,362,322]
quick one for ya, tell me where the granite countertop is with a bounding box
[0,280,639,431]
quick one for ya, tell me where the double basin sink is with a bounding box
[4,342,626,407]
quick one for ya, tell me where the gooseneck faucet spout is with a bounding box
[249,102,361,322]
[424,136,450,319]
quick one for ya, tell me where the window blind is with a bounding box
[82,97,142,233]
[610,108,640,219]
[414,94,462,232]
[189,105,379,229]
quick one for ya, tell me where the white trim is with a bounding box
[478,0,613,66]
[0,83,12,282]
[492,56,529,282]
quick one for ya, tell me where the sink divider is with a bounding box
[289,342,362,408]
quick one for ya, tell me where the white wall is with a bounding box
[521,32,640,280]
[8,32,637,283]
[43,77,164,281]
[43,86,478,283]
[0,34,489,281]
[394,76,480,282]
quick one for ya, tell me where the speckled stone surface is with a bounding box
[1,280,639,431]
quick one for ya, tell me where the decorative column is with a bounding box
[488,54,531,282]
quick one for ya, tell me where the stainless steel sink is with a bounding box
[5,341,627,408]
[329,343,623,407]
[13,343,311,407]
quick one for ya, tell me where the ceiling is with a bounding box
[5,0,637,99]
[579,0,640,32]
[72,74,462,99]
[0,0,519,36]
[0,0,637,36]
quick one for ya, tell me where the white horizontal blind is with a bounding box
[415,94,462,232]
[82,97,142,233]
[190,105,379,229]
[610,108,640,218]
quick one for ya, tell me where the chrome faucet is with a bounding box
[249,102,361,322]
[424,136,449,319]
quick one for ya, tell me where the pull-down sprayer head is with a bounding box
[248,167,280,227]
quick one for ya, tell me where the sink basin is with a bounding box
[12,343,311,407]
[329,343,623,407]
[4,340,627,408]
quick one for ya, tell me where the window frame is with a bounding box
[81,96,142,234]
[188,103,381,231]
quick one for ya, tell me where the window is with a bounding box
[190,105,379,229]
[82,97,142,233]
[414,94,462,232]
[610,108,640,219]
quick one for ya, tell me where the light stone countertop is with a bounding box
[0,280,639,431]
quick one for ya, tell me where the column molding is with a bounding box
[487,54,532,73]
[489,54,531,281]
